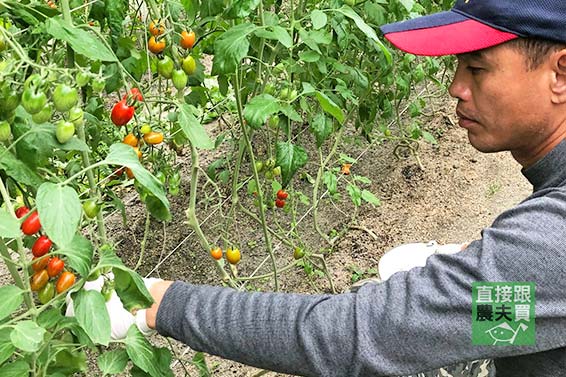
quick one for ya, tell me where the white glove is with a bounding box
[65,273,163,340]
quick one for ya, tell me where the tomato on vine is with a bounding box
[15,206,29,219]
[55,120,75,144]
[0,120,11,141]
[92,77,106,93]
[180,30,196,49]
[76,72,90,87]
[52,84,79,112]
[140,124,152,134]
[210,247,222,260]
[340,163,352,175]
[21,211,41,235]
[47,257,64,278]
[172,69,188,90]
[226,248,241,264]
[143,131,163,145]
[32,235,52,258]
[148,36,166,54]
[68,107,84,126]
[125,167,135,179]
[111,99,135,126]
[82,199,100,219]
[149,19,164,36]
[21,86,47,115]
[157,56,174,79]
[123,133,139,147]
[32,257,49,272]
[181,55,196,75]
[31,103,53,124]
[56,271,75,294]
[38,282,55,304]
[31,269,49,292]
[293,247,305,260]
[275,198,286,208]
[276,189,288,200]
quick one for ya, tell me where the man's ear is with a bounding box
[550,49,566,104]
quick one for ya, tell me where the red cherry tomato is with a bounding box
[47,257,65,278]
[32,235,52,258]
[276,189,288,200]
[15,206,30,219]
[21,211,41,235]
[275,199,286,208]
[111,99,135,127]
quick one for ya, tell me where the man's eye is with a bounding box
[467,66,483,75]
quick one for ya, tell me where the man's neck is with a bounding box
[512,126,566,168]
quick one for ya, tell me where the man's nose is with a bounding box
[448,65,471,101]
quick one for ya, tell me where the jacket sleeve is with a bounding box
[155,193,566,376]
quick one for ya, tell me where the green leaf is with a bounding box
[48,347,87,375]
[323,171,338,194]
[125,327,164,377]
[315,91,345,124]
[0,145,43,188]
[310,113,333,148]
[335,6,391,64]
[113,268,153,312]
[104,144,170,221]
[36,183,81,247]
[37,308,63,330]
[271,26,292,48]
[399,0,415,12]
[347,184,362,206]
[243,94,281,129]
[193,352,210,376]
[225,0,260,18]
[299,50,320,62]
[422,130,438,144]
[96,245,126,270]
[1,359,29,377]
[44,18,117,62]
[178,104,214,150]
[74,290,111,346]
[311,10,327,30]
[98,349,129,375]
[0,210,21,238]
[280,105,302,122]
[0,285,24,321]
[212,23,257,75]
[10,321,46,353]
[276,142,308,188]
[0,328,15,365]
[361,190,381,207]
[57,234,93,278]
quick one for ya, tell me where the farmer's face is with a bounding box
[448,43,562,166]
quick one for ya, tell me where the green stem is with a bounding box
[233,71,279,291]
[0,239,24,289]
[226,137,245,230]
[134,208,151,271]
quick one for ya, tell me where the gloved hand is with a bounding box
[65,273,163,340]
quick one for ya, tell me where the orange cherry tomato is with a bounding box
[210,247,222,260]
[180,30,196,49]
[226,248,241,264]
[32,256,50,272]
[56,271,76,294]
[341,163,352,175]
[143,131,164,145]
[149,20,164,36]
[123,133,139,147]
[148,36,166,54]
[125,167,135,179]
[31,269,49,292]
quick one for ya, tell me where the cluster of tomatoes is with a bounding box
[275,189,288,208]
[148,19,197,90]
[210,247,241,265]
[16,206,75,304]
[0,74,85,144]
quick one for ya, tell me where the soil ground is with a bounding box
[0,98,533,376]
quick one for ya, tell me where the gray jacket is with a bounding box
[156,141,566,377]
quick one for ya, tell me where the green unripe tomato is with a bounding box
[157,55,174,79]
[254,161,264,173]
[273,62,286,75]
[53,84,79,112]
[264,83,275,95]
[38,282,55,304]
[31,103,53,124]
[92,78,106,93]
[272,166,282,177]
[181,56,197,75]
[0,89,20,112]
[268,115,279,129]
[55,120,75,143]
[288,89,298,102]
[0,121,11,142]
[76,72,90,87]
[68,107,84,126]
[21,88,47,115]
[83,199,100,219]
[172,69,188,90]
[140,124,152,134]
[280,87,289,101]
[293,247,305,260]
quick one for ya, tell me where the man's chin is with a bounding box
[467,134,503,154]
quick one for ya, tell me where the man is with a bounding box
[88,1,566,376]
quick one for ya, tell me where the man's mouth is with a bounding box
[456,109,478,129]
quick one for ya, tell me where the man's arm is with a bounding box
[148,194,566,376]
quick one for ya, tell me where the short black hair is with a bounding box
[507,38,566,70]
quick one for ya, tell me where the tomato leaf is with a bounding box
[361,189,381,207]
[0,328,15,366]
[10,321,46,353]
[37,183,82,247]
[0,145,43,188]
[98,349,129,375]
[125,327,173,377]
[212,23,257,75]
[276,142,308,188]
[0,209,21,238]
[243,94,281,129]
[44,18,117,62]
[192,352,211,376]
[0,285,24,321]
[113,268,153,312]
[335,6,391,64]
[1,359,30,377]
[73,290,111,346]
[311,10,327,30]
[310,113,333,148]
[315,91,345,124]
[57,235,93,278]
[225,0,260,18]
[104,144,171,221]
[178,104,214,150]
